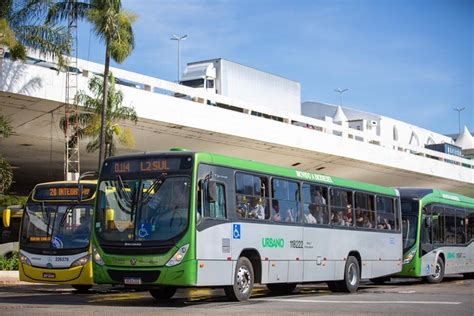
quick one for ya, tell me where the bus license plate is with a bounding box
[124,277,142,285]
[43,273,56,279]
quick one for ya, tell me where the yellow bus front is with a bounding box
[18,181,96,290]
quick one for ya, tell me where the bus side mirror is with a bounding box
[106,208,114,229]
[78,184,84,202]
[106,208,115,222]
[207,181,217,204]
[2,208,11,228]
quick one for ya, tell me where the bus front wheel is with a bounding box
[327,256,360,293]
[425,257,444,284]
[71,285,92,293]
[224,256,254,301]
[149,286,177,300]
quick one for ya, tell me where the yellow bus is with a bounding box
[14,180,97,291]
[1,205,23,258]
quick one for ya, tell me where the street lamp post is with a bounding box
[453,106,465,135]
[170,34,188,83]
[334,88,349,107]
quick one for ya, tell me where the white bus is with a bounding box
[92,151,403,301]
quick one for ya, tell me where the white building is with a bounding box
[301,101,472,157]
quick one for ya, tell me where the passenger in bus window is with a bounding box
[344,204,353,226]
[272,200,281,221]
[332,211,345,226]
[285,208,295,222]
[236,196,248,218]
[306,204,318,224]
[355,211,364,227]
[363,215,373,229]
[249,198,265,220]
[314,190,326,205]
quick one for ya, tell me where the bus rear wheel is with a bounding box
[266,283,297,294]
[328,256,360,293]
[149,286,177,300]
[224,256,254,301]
[425,257,444,284]
[71,285,92,293]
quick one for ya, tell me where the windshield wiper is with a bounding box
[141,173,167,204]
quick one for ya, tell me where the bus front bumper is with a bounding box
[19,262,93,285]
[93,259,197,287]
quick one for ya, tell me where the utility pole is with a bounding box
[170,34,188,82]
[453,107,465,135]
[64,2,80,181]
[334,88,349,107]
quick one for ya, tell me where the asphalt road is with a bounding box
[0,276,473,315]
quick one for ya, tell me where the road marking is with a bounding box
[253,298,461,305]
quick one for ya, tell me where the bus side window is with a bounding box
[431,206,444,244]
[467,211,474,242]
[203,181,226,219]
[444,208,456,244]
[201,180,227,219]
[235,173,269,220]
[456,209,466,244]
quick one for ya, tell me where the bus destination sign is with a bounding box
[103,157,192,175]
[33,184,96,201]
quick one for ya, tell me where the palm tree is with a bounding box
[46,0,136,168]
[0,0,70,68]
[60,72,137,158]
[87,0,136,168]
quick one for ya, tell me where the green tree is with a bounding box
[60,72,137,158]
[0,0,70,67]
[45,0,136,168]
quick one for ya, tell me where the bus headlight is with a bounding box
[70,255,90,268]
[20,254,32,266]
[403,247,417,264]
[166,244,189,267]
[92,247,105,266]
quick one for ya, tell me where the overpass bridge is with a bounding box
[0,56,473,196]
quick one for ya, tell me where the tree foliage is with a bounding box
[60,72,137,157]
[0,0,70,68]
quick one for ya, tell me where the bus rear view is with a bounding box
[18,181,97,291]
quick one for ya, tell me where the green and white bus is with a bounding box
[399,188,474,282]
[92,150,402,301]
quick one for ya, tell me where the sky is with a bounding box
[75,0,474,135]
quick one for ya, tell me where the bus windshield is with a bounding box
[96,175,191,243]
[21,202,93,250]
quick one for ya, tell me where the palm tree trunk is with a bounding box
[98,40,110,169]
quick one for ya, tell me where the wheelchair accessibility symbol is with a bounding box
[233,224,241,239]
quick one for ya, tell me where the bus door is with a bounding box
[419,205,437,276]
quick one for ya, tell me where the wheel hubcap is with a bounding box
[236,265,251,294]
[348,263,358,286]
[433,263,441,279]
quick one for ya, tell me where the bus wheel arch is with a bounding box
[348,251,362,277]
[225,256,254,301]
[328,252,361,293]
[426,252,445,284]
[239,248,262,284]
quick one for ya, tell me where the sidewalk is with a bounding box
[0,270,25,285]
